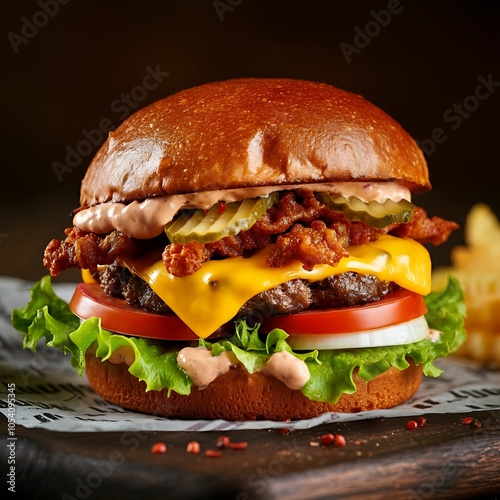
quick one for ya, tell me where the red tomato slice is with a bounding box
[69,283,200,341]
[70,283,426,342]
[259,289,427,335]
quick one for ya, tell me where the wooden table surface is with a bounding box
[2,410,499,499]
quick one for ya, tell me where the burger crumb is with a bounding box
[309,441,320,447]
[229,441,248,450]
[186,441,201,454]
[319,433,347,447]
[333,433,346,447]
[216,436,231,448]
[417,416,427,427]
[150,442,167,454]
[460,416,483,427]
[320,433,335,445]
[205,449,222,458]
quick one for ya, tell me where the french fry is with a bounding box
[432,203,500,365]
[465,203,500,248]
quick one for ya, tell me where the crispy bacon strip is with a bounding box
[161,242,211,278]
[162,192,380,276]
[269,219,379,270]
[389,206,459,245]
[161,192,315,276]
[43,227,146,277]
[43,193,459,279]
[270,221,349,270]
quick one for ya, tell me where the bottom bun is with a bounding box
[85,354,423,421]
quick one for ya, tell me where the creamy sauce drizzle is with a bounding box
[105,346,311,390]
[74,182,411,239]
[177,347,233,388]
[262,351,310,390]
[175,347,310,390]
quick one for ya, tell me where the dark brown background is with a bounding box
[1,0,499,282]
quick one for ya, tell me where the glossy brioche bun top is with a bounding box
[80,78,430,208]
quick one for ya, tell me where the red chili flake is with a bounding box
[216,436,230,449]
[471,418,482,428]
[205,449,222,458]
[406,420,418,430]
[186,441,201,454]
[217,201,226,215]
[229,441,248,450]
[204,208,209,215]
[417,417,427,427]
[333,433,347,447]
[150,442,167,454]
[280,428,291,435]
[282,418,292,423]
[461,417,474,425]
[320,433,335,445]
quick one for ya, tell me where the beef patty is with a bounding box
[98,262,397,322]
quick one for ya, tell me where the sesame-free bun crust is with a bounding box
[80,78,430,207]
[85,354,423,421]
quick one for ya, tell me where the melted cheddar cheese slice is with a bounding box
[120,234,431,338]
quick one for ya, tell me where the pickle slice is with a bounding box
[315,193,414,228]
[165,192,279,244]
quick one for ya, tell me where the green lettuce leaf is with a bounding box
[11,275,466,405]
[301,276,467,402]
[207,322,320,373]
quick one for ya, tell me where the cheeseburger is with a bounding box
[13,78,466,420]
